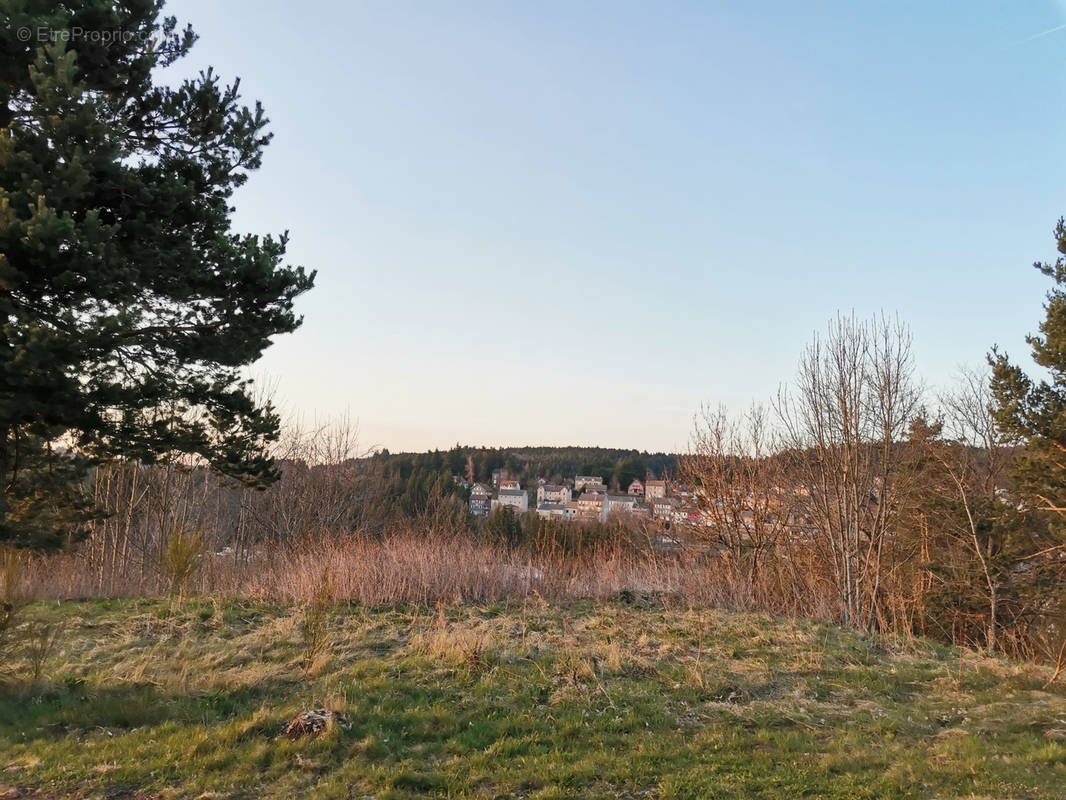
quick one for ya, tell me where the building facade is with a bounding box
[537,483,572,505]
[605,494,639,516]
[536,502,577,521]
[576,492,605,522]
[470,487,492,517]
[492,488,528,514]
[651,496,676,520]
[645,480,667,501]
[574,475,604,492]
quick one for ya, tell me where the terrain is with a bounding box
[2,598,1065,799]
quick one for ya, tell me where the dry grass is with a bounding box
[16,531,831,619]
[2,598,1066,798]
[31,533,542,602]
[17,521,1058,672]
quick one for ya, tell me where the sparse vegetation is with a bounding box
[22,619,63,682]
[299,569,334,673]
[1,599,1065,799]
[161,527,205,600]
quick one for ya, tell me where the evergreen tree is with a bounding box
[0,2,314,547]
[612,452,644,492]
[485,506,521,545]
[991,218,1066,538]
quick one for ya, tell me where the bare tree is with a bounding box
[235,415,391,544]
[776,314,920,631]
[78,413,389,594]
[681,403,789,602]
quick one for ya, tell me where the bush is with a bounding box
[23,620,63,681]
[300,569,334,673]
[162,526,206,598]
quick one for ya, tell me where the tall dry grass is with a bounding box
[17,525,832,619]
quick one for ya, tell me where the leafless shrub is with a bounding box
[80,416,387,595]
[299,569,334,673]
[681,403,791,607]
[23,620,63,681]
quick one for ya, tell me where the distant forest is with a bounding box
[372,446,678,497]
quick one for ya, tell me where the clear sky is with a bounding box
[165,0,1066,454]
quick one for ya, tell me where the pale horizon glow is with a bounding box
[164,1,1066,453]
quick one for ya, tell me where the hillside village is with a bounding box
[460,469,705,526]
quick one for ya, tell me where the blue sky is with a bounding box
[166,1,1066,453]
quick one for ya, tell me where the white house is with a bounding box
[645,479,667,501]
[492,488,528,514]
[537,483,572,505]
[605,494,638,516]
[536,502,577,521]
[576,492,605,522]
[574,475,604,492]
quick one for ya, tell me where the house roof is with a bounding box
[498,489,525,497]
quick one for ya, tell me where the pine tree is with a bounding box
[990,218,1066,539]
[0,2,315,547]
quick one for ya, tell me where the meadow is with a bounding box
[2,596,1066,799]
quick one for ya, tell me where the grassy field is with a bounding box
[1,597,1066,799]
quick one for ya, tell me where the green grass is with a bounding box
[1,597,1065,798]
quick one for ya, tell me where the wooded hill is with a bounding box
[370,446,678,490]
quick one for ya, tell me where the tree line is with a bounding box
[374,446,675,493]
[679,241,1066,660]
